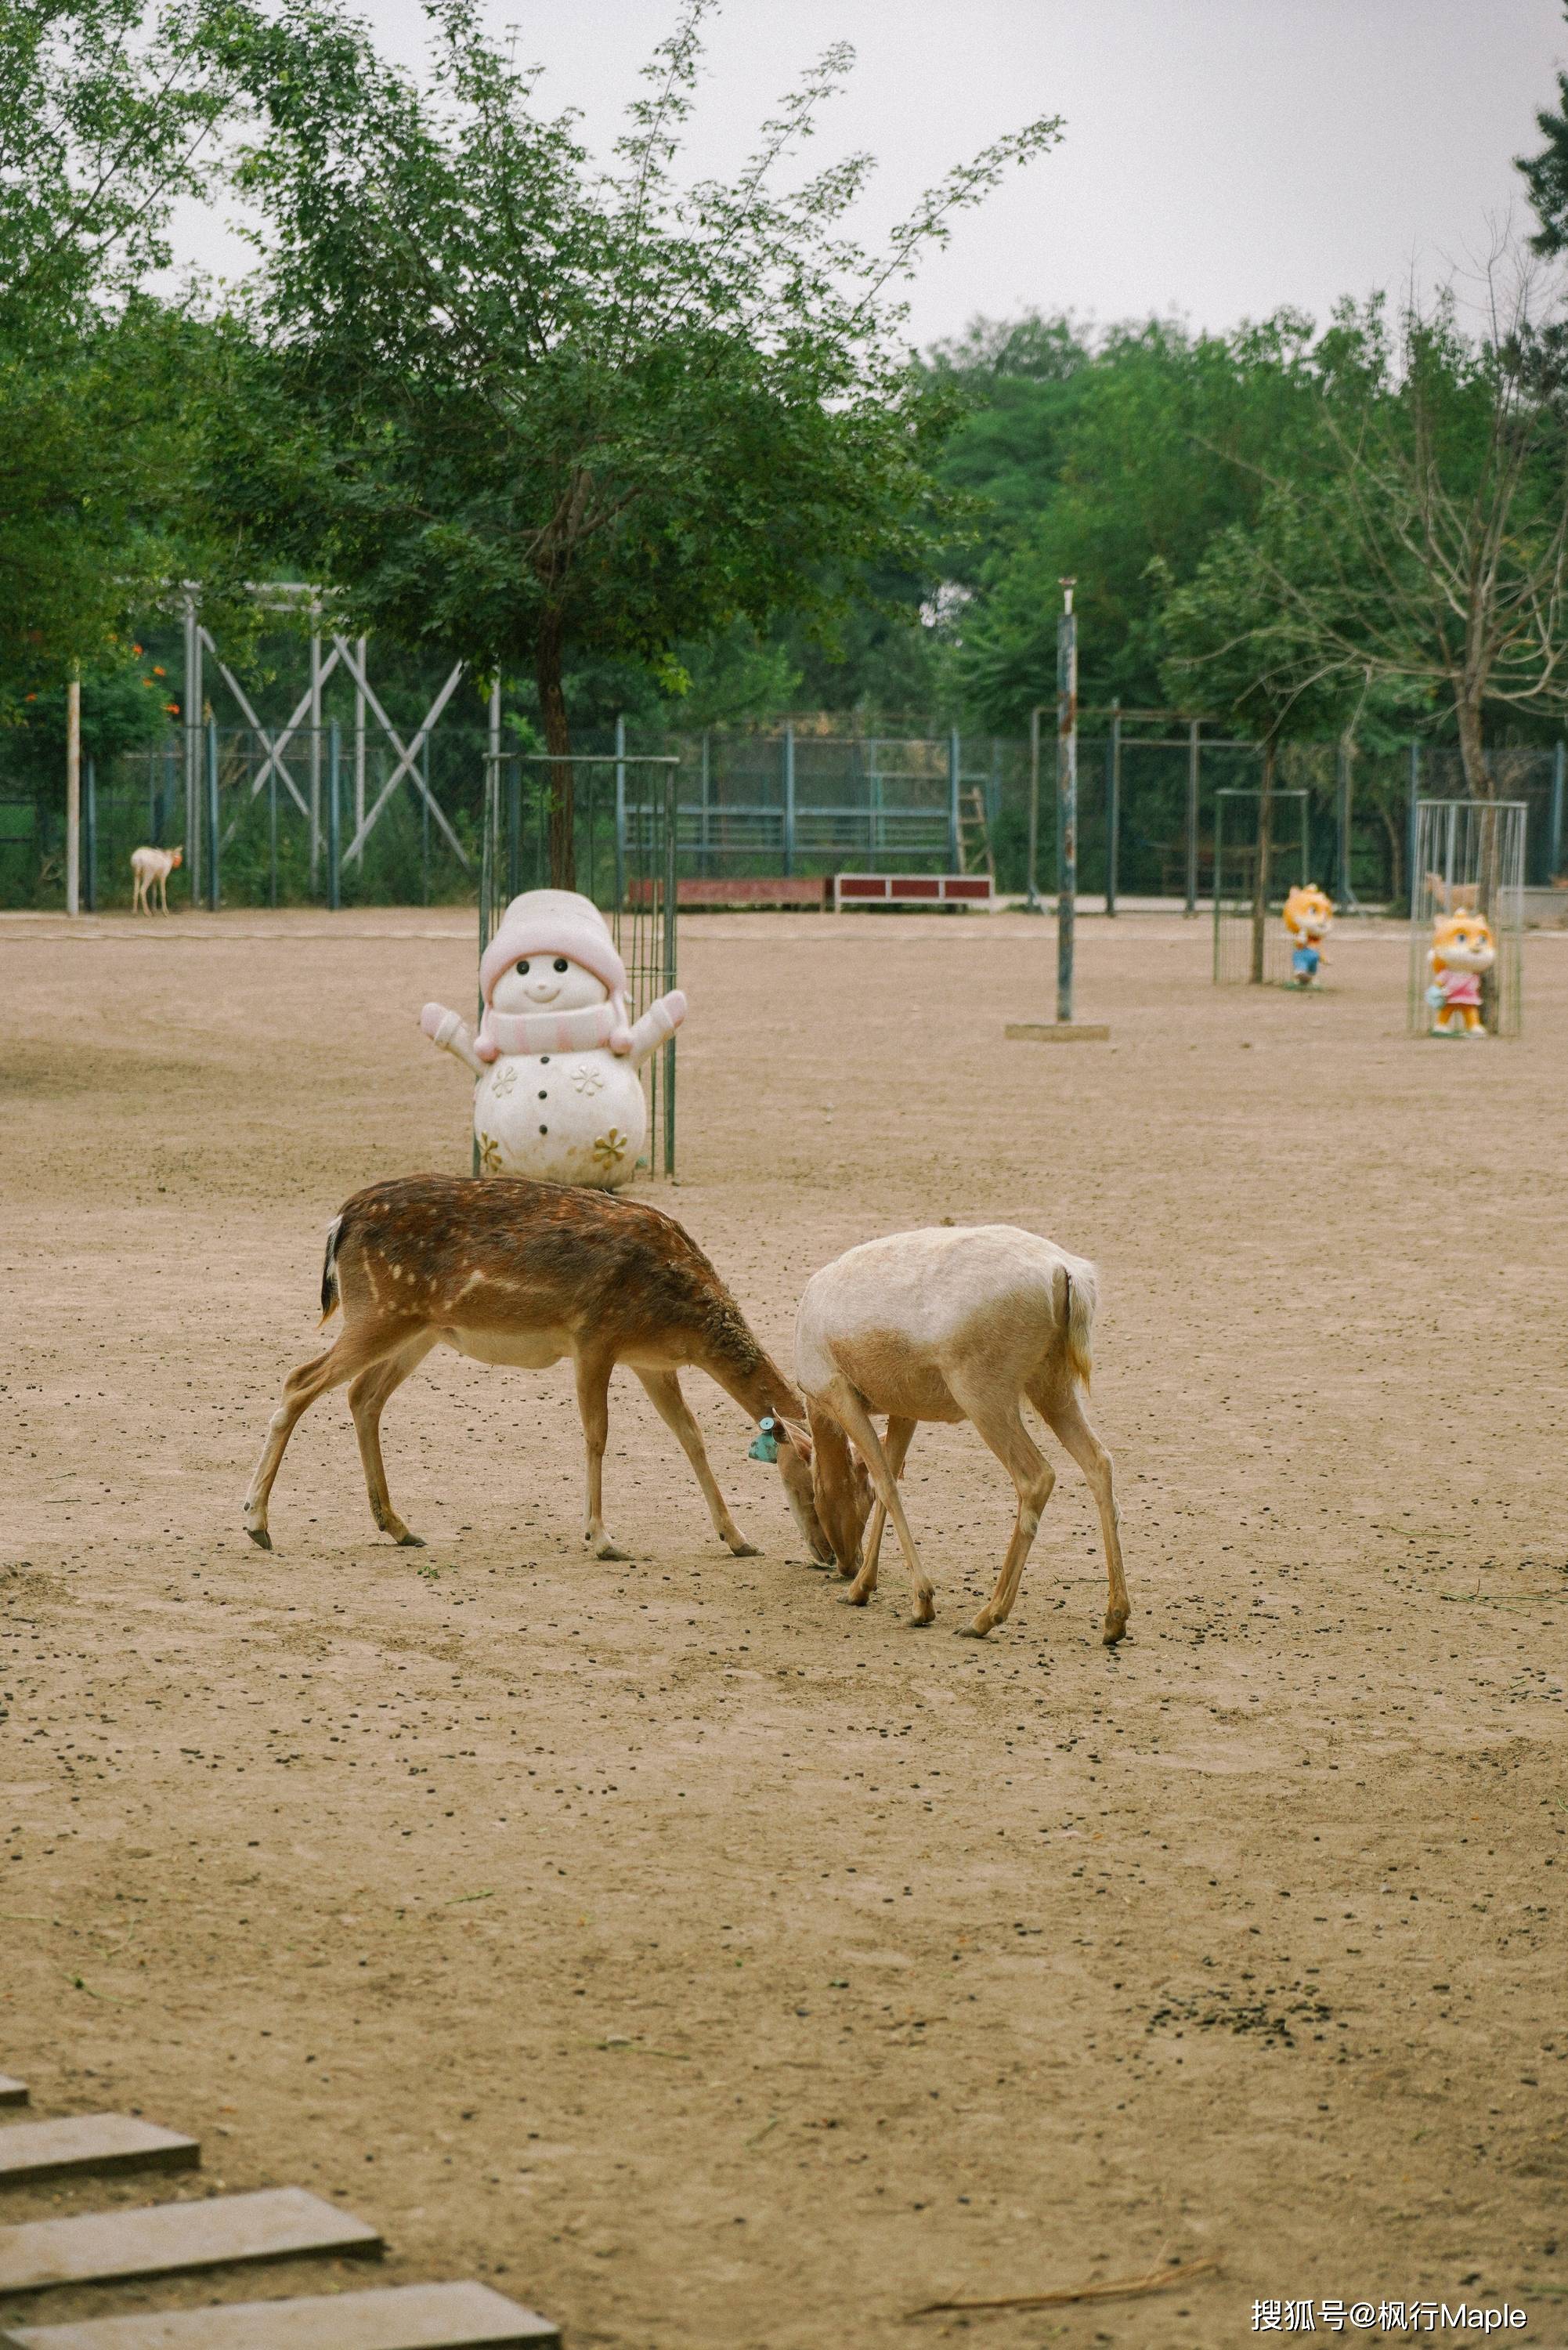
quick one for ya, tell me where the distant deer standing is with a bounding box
[244,1174,830,1566]
[786,1224,1128,1642]
[131,844,182,914]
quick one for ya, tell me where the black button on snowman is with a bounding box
[421,888,686,1188]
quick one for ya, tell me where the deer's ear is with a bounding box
[775,1416,813,1463]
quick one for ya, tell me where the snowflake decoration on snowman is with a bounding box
[420,888,685,1188]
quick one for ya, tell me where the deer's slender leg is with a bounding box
[244,1320,417,1549]
[1039,1384,1129,1646]
[856,1415,916,1591]
[634,1368,757,1555]
[948,1374,1055,1639]
[349,1334,439,1546]
[829,1386,934,1625]
[574,1349,623,1560]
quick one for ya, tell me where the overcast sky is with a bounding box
[179,0,1568,347]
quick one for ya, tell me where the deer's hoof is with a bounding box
[1102,1611,1129,1646]
[397,1531,426,1549]
[245,1524,272,1553]
[840,1589,871,1608]
[726,1537,761,1558]
[956,1620,990,1640]
[905,1613,935,1629]
[592,1538,627,1562]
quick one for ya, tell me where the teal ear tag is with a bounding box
[749,1418,779,1463]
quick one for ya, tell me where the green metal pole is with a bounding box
[206,717,219,911]
[327,718,341,909]
[663,760,677,1179]
[1056,582,1078,1024]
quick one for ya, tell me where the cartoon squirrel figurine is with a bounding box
[1426,906,1496,1036]
[1282,883,1333,986]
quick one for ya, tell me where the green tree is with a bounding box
[940,312,1325,728]
[0,2,240,715]
[1227,283,1568,799]
[216,0,1059,880]
[1158,508,1372,978]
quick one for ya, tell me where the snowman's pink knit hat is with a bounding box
[478,889,630,1044]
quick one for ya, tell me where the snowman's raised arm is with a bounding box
[420,1001,485,1077]
[620,989,688,1066]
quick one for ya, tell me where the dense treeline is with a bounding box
[6,0,1568,841]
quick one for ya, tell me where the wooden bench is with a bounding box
[830,873,995,910]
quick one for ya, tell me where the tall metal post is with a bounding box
[1552,739,1565,878]
[183,595,202,901]
[1105,698,1121,916]
[1026,706,1042,911]
[308,617,323,888]
[267,731,278,909]
[782,725,796,877]
[487,675,503,905]
[82,755,96,913]
[64,673,81,916]
[700,728,712,876]
[663,761,678,1178]
[1185,718,1200,916]
[1056,580,1078,1025]
[1407,742,1421,916]
[422,739,432,905]
[1335,735,1353,908]
[205,715,220,910]
[613,711,627,909]
[327,718,341,910]
[353,634,367,851]
[947,728,962,871]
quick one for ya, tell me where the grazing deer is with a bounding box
[786,1225,1128,1642]
[130,844,182,914]
[243,1174,830,1566]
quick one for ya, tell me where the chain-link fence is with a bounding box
[5,721,1565,913]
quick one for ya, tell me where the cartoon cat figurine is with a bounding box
[1282,883,1333,987]
[1426,907,1495,1036]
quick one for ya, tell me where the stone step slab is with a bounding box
[0,2086,26,2111]
[0,2121,197,2191]
[0,2188,379,2293]
[1,2280,559,2348]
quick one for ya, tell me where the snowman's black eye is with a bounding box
[516,960,529,974]
[553,957,569,972]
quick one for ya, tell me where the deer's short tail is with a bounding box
[319,1214,345,1325]
[1057,1262,1096,1393]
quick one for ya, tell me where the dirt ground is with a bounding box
[2,904,1566,2350]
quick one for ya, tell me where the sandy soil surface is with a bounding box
[2,904,1565,2350]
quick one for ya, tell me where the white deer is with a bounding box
[130,844,182,914]
[787,1224,1128,1641]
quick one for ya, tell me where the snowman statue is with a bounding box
[420,888,685,1190]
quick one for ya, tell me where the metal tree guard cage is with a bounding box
[1407,800,1526,1039]
[479,747,681,1177]
[1212,787,1311,985]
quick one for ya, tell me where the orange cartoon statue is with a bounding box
[1426,906,1495,1036]
[1283,883,1333,987]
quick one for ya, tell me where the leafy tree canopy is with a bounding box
[213,0,1059,875]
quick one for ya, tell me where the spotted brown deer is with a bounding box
[243,1174,829,1564]
[784,1224,1128,1642]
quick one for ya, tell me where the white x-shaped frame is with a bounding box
[334,639,468,868]
[202,625,338,824]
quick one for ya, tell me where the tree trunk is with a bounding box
[1250,735,1276,984]
[1378,803,1404,907]
[535,607,575,890]
[1454,693,1493,801]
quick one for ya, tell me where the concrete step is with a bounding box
[0,2187,380,2294]
[2,2280,558,2348]
[0,2121,196,2191]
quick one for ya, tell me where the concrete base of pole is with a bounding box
[1004,1021,1111,1043]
